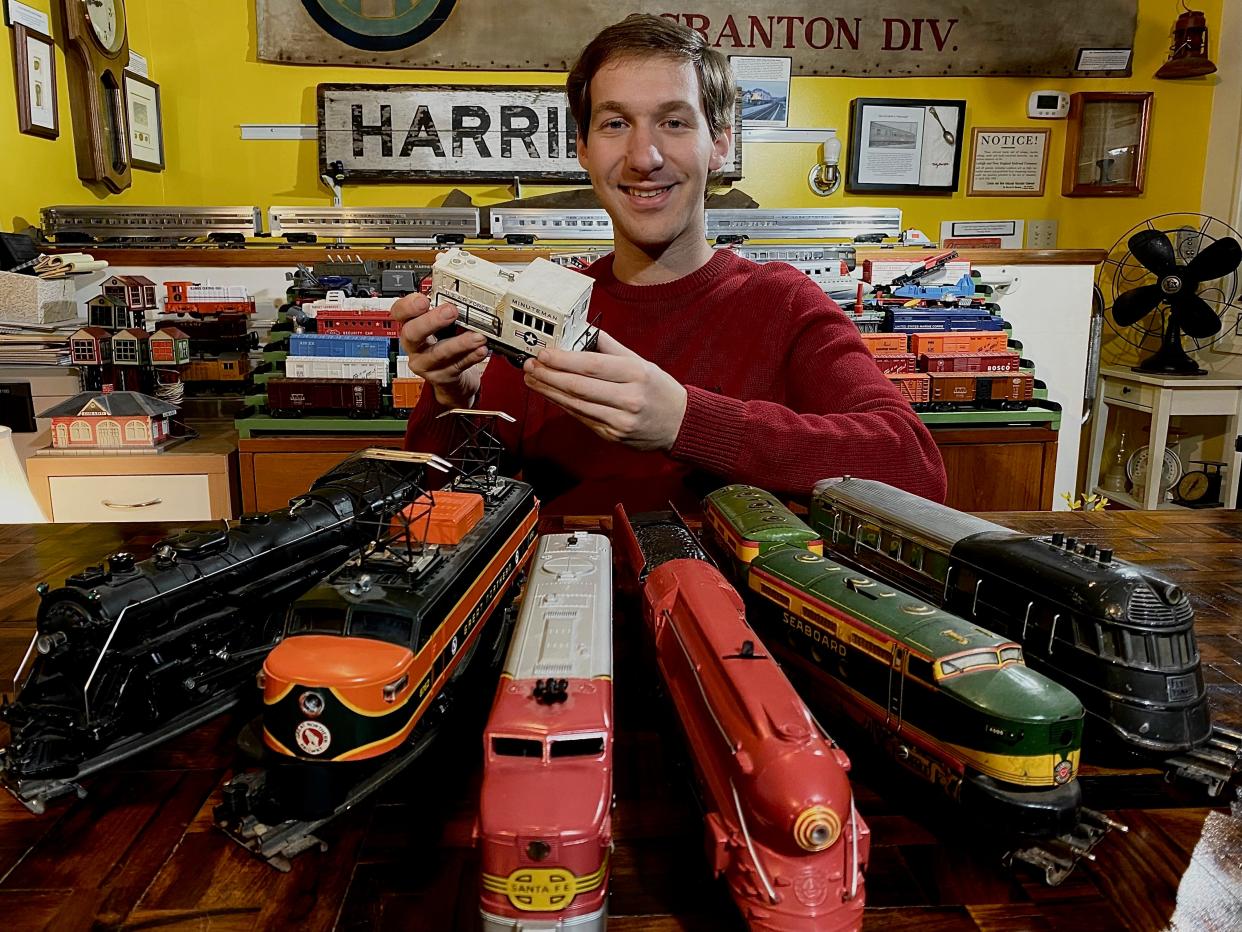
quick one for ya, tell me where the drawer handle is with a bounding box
[102,498,163,510]
[1121,386,1132,394]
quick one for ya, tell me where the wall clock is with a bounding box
[61,0,132,192]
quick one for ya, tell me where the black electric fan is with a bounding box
[1101,215,1242,375]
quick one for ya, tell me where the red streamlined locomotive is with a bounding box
[478,532,613,932]
[614,508,868,931]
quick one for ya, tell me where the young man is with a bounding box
[393,15,946,514]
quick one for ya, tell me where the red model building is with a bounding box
[40,390,176,450]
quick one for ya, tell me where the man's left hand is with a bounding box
[523,330,687,452]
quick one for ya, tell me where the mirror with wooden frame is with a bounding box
[1062,91,1152,197]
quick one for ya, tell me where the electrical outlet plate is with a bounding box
[1027,220,1059,249]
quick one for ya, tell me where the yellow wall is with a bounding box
[2,0,1223,249]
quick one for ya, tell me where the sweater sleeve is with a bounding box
[669,278,947,503]
[401,382,457,456]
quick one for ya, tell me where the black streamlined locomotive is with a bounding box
[809,479,1212,762]
[1,450,447,813]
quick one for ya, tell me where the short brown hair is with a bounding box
[566,15,736,144]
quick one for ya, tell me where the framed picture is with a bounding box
[13,24,58,139]
[124,72,164,171]
[967,128,1051,197]
[846,98,966,194]
[1062,91,1152,196]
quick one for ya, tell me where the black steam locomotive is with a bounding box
[808,478,1212,762]
[0,450,448,813]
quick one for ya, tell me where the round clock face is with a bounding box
[84,0,125,55]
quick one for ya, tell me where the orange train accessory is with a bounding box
[391,376,425,410]
[391,490,484,545]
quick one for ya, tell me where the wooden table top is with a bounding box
[1,510,1240,931]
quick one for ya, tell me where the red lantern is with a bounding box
[1155,8,1218,79]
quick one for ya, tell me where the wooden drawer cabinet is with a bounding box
[931,426,1058,511]
[47,474,215,522]
[240,435,405,513]
[25,428,238,523]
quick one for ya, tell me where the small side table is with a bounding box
[1086,367,1242,510]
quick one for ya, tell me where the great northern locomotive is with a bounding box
[216,471,539,868]
[809,478,1210,758]
[704,485,1085,838]
[615,507,868,931]
[1,450,447,812]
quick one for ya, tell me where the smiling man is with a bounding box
[393,14,946,513]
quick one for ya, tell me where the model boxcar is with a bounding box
[182,352,251,388]
[886,372,930,405]
[872,353,917,374]
[858,333,908,355]
[478,533,613,932]
[920,351,1021,373]
[288,333,391,359]
[391,377,425,414]
[910,331,1009,356]
[267,377,383,418]
[431,249,597,361]
[927,372,1034,408]
[284,356,391,387]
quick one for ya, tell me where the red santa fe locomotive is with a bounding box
[613,507,868,931]
[478,532,614,932]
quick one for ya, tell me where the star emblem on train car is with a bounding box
[300,0,457,51]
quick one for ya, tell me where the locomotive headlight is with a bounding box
[793,805,841,851]
[1103,602,1124,620]
[299,690,326,717]
[1053,759,1073,785]
[35,631,68,655]
[1162,585,1184,605]
[526,840,551,861]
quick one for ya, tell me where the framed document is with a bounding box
[1062,91,1151,196]
[124,72,164,171]
[13,24,58,139]
[846,97,966,195]
[967,128,1050,197]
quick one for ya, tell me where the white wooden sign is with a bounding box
[318,84,743,183]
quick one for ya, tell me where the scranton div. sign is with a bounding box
[318,84,743,183]
[262,0,1137,77]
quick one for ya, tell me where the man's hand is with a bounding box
[391,292,489,409]
[522,331,687,451]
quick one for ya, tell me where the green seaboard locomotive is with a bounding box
[703,484,1085,837]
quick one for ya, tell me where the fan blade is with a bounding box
[1169,292,1223,339]
[1128,229,1177,276]
[1185,236,1242,284]
[1112,284,1164,326]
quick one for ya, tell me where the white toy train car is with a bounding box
[284,356,391,386]
[431,249,598,361]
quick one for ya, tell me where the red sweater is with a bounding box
[403,249,946,514]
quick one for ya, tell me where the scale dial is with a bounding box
[83,0,125,55]
[1174,471,1211,503]
[1126,445,1183,494]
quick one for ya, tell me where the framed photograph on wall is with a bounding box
[13,24,58,139]
[967,127,1051,197]
[1062,91,1152,196]
[124,72,164,171]
[846,97,966,194]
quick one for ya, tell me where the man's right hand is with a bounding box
[391,293,490,409]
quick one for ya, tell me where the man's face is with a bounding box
[577,55,732,260]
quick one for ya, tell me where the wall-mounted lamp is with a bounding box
[808,134,843,197]
[1155,7,1218,78]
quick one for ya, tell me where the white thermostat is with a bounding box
[1028,90,1070,119]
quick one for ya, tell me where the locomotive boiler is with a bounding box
[1,450,447,813]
